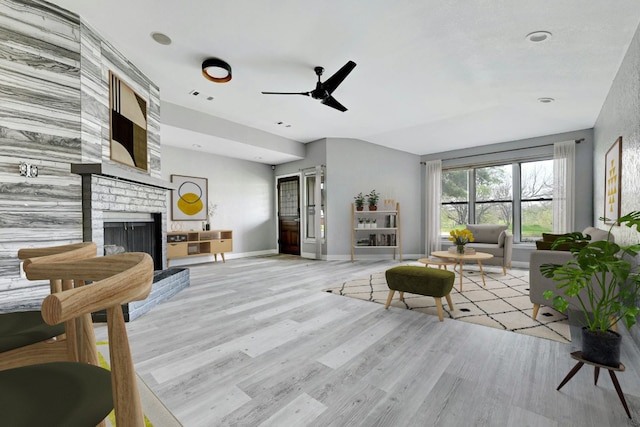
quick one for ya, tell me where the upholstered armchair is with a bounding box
[460,224,513,274]
[529,227,612,320]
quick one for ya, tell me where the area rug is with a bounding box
[325,264,570,343]
[96,341,182,427]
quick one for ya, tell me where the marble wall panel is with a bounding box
[0,1,166,300]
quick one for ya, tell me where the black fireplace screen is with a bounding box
[103,214,161,270]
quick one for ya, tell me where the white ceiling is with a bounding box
[51,0,640,164]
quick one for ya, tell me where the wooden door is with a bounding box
[278,176,300,255]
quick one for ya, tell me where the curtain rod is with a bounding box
[420,138,584,164]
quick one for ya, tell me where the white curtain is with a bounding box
[553,140,575,233]
[424,160,442,256]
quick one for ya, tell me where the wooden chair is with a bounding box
[0,242,98,371]
[0,252,154,427]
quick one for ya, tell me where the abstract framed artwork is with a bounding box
[604,136,622,225]
[109,71,148,171]
[171,175,208,221]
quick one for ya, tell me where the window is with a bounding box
[305,172,324,240]
[441,159,552,242]
[441,169,469,231]
[475,165,512,226]
[520,160,553,241]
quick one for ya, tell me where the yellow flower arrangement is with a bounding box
[448,228,475,246]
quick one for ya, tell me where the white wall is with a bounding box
[161,145,276,261]
[593,18,640,348]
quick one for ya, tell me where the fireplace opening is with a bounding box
[103,212,162,270]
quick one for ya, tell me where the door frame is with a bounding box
[275,172,302,255]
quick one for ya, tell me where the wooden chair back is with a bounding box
[0,242,98,371]
[27,252,154,426]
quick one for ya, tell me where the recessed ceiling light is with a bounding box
[150,32,172,45]
[526,31,552,43]
[202,58,232,83]
[192,144,202,148]
[538,97,555,103]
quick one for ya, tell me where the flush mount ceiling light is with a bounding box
[526,31,552,43]
[202,58,232,83]
[538,97,555,103]
[150,32,172,45]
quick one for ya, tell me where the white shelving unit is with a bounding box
[351,202,402,261]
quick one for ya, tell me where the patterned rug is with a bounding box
[325,264,570,343]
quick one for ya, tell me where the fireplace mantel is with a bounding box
[71,163,175,190]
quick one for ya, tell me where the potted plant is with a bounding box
[354,192,365,211]
[367,190,380,211]
[541,211,640,367]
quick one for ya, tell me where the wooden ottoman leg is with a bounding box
[445,293,454,311]
[399,291,405,302]
[435,297,444,321]
[385,290,395,309]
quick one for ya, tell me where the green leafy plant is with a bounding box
[354,192,365,208]
[367,190,380,207]
[541,211,640,332]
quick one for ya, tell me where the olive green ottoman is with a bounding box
[384,266,455,321]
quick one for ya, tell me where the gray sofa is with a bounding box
[447,224,513,274]
[528,226,612,320]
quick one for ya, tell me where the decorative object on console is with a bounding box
[171,175,207,221]
[109,71,148,172]
[604,136,622,225]
[448,228,475,254]
[541,211,640,368]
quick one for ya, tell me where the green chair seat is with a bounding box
[0,361,113,427]
[0,311,65,352]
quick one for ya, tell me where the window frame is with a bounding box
[441,157,553,243]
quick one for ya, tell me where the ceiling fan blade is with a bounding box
[322,61,356,95]
[321,96,348,112]
[261,91,310,96]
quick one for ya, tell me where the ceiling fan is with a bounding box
[261,60,356,112]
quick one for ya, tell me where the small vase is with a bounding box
[356,206,364,211]
[456,244,465,254]
[369,205,377,211]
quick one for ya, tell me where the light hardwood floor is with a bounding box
[96,255,640,426]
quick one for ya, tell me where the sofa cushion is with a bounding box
[465,243,504,258]
[465,224,507,244]
[583,226,612,242]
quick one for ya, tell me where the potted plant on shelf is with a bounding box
[541,211,640,367]
[354,192,365,211]
[367,190,380,211]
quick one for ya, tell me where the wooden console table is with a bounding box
[167,230,232,263]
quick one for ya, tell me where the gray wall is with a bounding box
[326,138,422,260]
[420,128,594,266]
[162,145,276,262]
[593,18,640,348]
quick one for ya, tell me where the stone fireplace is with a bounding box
[72,163,171,268]
[72,163,190,321]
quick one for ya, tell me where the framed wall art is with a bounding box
[604,136,622,224]
[109,71,148,171]
[171,175,208,221]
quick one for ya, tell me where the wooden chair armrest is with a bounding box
[19,242,97,266]
[29,253,154,325]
